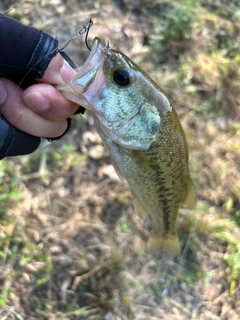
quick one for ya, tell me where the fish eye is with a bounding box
[113,68,131,86]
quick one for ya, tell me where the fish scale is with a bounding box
[59,37,196,254]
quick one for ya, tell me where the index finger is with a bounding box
[37,53,77,85]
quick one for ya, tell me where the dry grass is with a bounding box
[1,0,240,319]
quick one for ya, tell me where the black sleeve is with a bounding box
[0,116,41,159]
[0,15,59,159]
[0,14,58,89]
[0,15,84,160]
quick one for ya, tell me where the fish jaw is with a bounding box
[58,37,106,109]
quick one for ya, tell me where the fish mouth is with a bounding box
[72,37,105,92]
[58,37,105,107]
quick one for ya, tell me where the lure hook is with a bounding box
[79,18,93,51]
[58,19,93,52]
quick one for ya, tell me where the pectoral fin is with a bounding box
[147,232,181,254]
[132,195,148,220]
[182,179,196,209]
[111,159,124,181]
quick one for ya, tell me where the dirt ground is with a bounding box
[1,0,240,319]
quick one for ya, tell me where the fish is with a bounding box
[58,37,196,254]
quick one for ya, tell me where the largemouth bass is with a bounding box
[59,37,196,254]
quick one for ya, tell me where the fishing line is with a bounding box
[0,18,94,116]
[1,7,16,15]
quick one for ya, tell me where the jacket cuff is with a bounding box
[0,117,41,159]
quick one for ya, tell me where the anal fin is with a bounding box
[182,179,196,209]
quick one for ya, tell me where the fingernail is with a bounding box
[0,81,7,105]
[60,60,75,84]
[24,92,50,111]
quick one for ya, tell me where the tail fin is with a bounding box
[147,232,181,254]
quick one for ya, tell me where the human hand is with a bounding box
[0,15,82,159]
[0,53,79,138]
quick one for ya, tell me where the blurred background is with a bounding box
[0,0,240,319]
